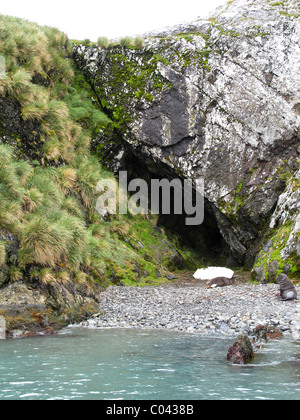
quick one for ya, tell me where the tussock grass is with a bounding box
[0,242,6,266]
[18,216,70,268]
[0,14,200,291]
[9,265,23,282]
[23,188,44,213]
[97,37,110,48]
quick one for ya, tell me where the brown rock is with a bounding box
[249,325,283,351]
[227,334,254,365]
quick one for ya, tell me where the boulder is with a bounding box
[227,334,254,365]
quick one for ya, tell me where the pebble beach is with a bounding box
[79,280,300,339]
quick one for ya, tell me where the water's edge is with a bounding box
[0,328,299,400]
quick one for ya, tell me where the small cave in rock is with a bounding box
[157,202,230,264]
[122,150,231,266]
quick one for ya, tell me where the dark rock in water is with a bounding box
[278,273,298,301]
[252,325,283,341]
[249,324,283,351]
[227,334,254,365]
[207,277,235,289]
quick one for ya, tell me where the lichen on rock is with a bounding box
[73,0,300,273]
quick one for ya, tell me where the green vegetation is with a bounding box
[96,35,144,49]
[85,47,172,133]
[133,36,145,48]
[120,36,133,48]
[0,14,204,306]
[0,241,5,266]
[253,221,300,282]
[97,37,110,48]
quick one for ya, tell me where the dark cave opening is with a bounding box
[122,150,231,266]
[157,203,230,263]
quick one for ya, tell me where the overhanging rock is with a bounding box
[73,0,300,269]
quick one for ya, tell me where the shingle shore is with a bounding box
[78,282,300,338]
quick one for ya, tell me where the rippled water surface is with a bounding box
[0,328,299,400]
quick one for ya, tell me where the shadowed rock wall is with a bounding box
[73,0,300,275]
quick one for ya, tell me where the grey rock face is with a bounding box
[73,0,300,266]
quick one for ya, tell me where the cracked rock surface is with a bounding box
[73,0,300,271]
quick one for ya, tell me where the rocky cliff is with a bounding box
[73,0,300,278]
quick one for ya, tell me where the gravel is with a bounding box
[78,282,300,338]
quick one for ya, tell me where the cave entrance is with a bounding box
[123,150,231,267]
[157,202,230,264]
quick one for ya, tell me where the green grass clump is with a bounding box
[0,242,6,266]
[134,36,145,48]
[0,14,112,166]
[0,14,207,296]
[97,37,110,48]
[119,37,133,48]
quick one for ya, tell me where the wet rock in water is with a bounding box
[251,325,283,341]
[249,324,283,351]
[278,274,298,301]
[207,277,235,289]
[227,334,254,365]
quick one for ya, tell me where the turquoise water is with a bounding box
[0,328,299,400]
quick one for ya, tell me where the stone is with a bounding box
[168,252,185,270]
[227,334,254,365]
[250,324,283,342]
[252,263,266,284]
[0,316,6,340]
[249,324,283,351]
[165,273,177,281]
[0,280,101,337]
[268,260,280,283]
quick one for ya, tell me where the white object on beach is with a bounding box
[193,267,234,281]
